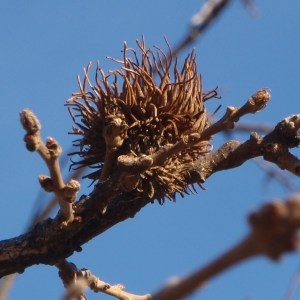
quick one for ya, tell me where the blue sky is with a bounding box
[1,1,300,299]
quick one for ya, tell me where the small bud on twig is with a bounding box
[64,180,81,203]
[200,88,271,139]
[20,109,41,134]
[39,175,54,192]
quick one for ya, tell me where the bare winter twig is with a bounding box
[152,194,300,300]
[20,109,80,224]
[56,260,151,300]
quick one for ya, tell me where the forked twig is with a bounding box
[20,109,80,224]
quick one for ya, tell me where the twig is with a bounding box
[165,0,258,62]
[0,162,86,300]
[152,195,300,300]
[20,109,80,224]
[284,267,300,300]
[56,260,151,300]
[172,0,231,56]
[117,88,271,187]
[0,274,17,300]
[242,0,260,17]
[200,88,271,139]
[191,113,300,183]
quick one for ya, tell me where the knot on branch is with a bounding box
[275,114,300,147]
[259,114,300,176]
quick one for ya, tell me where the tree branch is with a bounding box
[190,114,300,182]
[0,113,299,277]
[152,194,300,300]
[20,110,80,223]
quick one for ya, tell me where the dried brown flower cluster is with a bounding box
[67,38,215,203]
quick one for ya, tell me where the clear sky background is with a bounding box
[0,1,300,299]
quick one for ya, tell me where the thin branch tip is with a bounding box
[199,88,271,140]
[57,260,152,300]
[20,109,77,224]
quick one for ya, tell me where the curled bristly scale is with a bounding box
[67,38,216,203]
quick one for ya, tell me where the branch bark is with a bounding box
[0,114,299,278]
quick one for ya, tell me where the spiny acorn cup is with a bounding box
[67,38,217,203]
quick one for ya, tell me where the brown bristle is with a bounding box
[67,38,217,202]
